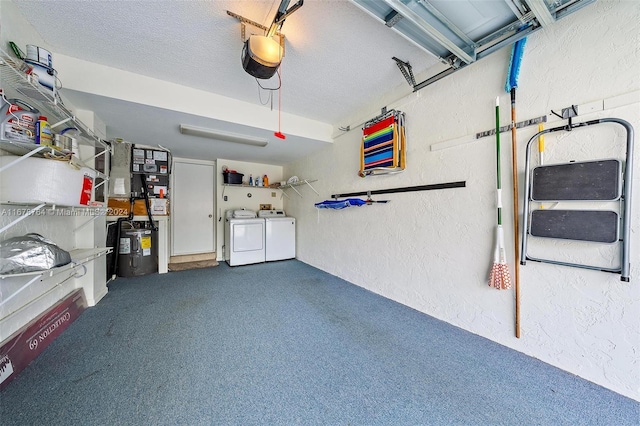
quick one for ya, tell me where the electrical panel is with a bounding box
[131,147,170,198]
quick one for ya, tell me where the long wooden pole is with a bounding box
[510,88,521,338]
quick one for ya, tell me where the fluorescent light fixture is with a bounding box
[179,124,268,147]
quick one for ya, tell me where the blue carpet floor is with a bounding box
[1,260,638,425]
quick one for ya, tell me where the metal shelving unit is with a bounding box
[0,47,110,175]
[0,47,111,235]
[0,48,109,152]
[0,248,112,280]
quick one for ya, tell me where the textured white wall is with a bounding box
[284,0,640,401]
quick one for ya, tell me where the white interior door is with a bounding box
[171,159,215,255]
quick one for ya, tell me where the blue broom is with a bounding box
[505,36,526,338]
[505,38,526,93]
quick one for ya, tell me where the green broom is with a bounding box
[489,97,512,290]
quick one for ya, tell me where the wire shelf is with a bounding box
[0,47,108,151]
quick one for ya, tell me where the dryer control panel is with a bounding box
[258,210,286,218]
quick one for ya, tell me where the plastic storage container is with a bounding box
[0,155,96,206]
[223,171,244,184]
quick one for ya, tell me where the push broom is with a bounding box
[505,36,526,337]
[489,97,512,291]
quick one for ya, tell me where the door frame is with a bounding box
[170,157,216,256]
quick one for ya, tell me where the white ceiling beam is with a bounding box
[526,0,555,27]
[417,0,474,46]
[54,54,333,143]
[382,0,475,64]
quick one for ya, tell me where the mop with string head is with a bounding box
[489,97,512,290]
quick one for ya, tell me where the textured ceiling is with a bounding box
[5,0,596,164]
[12,0,439,123]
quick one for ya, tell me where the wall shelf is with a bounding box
[0,48,109,152]
[0,247,111,327]
[0,247,112,280]
[0,203,105,236]
[221,183,277,198]
[0,46,111,185]
[222,183,275,188]
[278,179,318,198]
[221,180,318,199]
[0,139,70,158]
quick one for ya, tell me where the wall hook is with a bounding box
[551,109,563,119]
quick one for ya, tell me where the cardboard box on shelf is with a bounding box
[107,198,130,216]
[107,198,169,216]
[149,198,169,215]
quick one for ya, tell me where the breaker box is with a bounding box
[131,147,170,198]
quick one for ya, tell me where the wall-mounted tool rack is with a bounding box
[520,117,634,281]
[331,180,466,199]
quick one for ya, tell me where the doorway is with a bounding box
[170,159,216,258]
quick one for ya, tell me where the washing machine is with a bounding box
[224,210,265,266]
[258,210,296,261]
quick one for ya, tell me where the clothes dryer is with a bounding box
[258,210,295,261]
[224,210,265,266]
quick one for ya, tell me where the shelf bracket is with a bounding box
[84,148,108,163]
[75,211,105,232]
[278,179,318,198]
[302,179,319,196]
[0,146,46,173]
[0,274,42,307]
[289,185,303,197]
[50,117,73,130]
[0,203,47,235]
[392,56,416,88]
[278,188,291,199]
